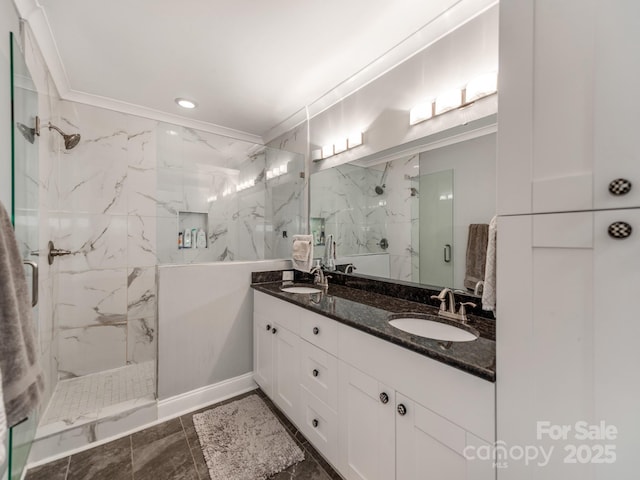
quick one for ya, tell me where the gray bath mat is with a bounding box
[193,394,304,480]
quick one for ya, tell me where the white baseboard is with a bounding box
[157,372,258,420]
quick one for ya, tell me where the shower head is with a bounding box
[48,123,81,150]
[375,162,391,195]
[17,123,36,144]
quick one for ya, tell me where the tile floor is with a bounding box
[42,362,156,426]
[25,389,342,480]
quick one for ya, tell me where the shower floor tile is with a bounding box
[42,361,156,427]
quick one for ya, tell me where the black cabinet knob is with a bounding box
[313,327,319,335]
[312,369,319,377]
[266,324,271,331]
[609,178,632,196]
[312,419,319,428]
[608,221,632,239]
[379,392,389,404]
[397,404,407,416]
[272,328,277,334]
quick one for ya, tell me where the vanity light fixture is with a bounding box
[409,72,498,126]
[175,98,197,109]
[465,72,498,103]
[313,132,365,162]
[409,101,433,126]
[434,89,463,115]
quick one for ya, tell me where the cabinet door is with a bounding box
[593,1,640,210]
[395,394,467,480]
[593,209,640,477]
[338,362,395,480]
[253,313,273,395]
[272,322,300,423]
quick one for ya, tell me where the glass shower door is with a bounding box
[8,31,40,480]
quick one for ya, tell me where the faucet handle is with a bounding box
[430,295,447,311]
[458,302,477,321]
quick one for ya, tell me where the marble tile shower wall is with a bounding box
[53,102,158,379]
[48,104,303,379]
[156,127,304,264]
[310,154,418,281]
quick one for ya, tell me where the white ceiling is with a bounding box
[33,0,484,139]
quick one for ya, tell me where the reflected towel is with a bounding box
[292,235,314,272]
[464,223,489,291]
[0,201,43,428]
[482,215,497,314]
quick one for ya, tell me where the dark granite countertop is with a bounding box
[251,280,496,382]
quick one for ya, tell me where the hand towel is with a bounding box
[0,201,43,428]
[291,234,313,272]
[482,215,497,314]
[464,223,490,291]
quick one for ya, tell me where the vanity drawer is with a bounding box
[299,385,338,467]
[254,291,299,334]
[300,339,338,412]
[299,308,338,356]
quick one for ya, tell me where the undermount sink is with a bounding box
[280,284,323,294]
[388,314,478,342]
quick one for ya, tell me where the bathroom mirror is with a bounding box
[310,119,496,293]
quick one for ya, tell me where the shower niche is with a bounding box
[178,211,208,249]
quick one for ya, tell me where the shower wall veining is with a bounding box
[48,102,303,379]
[310,154,419,281]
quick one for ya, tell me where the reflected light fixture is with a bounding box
[314,132,364,161]
[175,98,197,109]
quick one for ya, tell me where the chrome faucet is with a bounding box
[430,288,476,324]
[345,263,356,273]
[310,265,330,288]
[474,280,484,296]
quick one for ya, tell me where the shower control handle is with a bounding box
[266,324,271,331]
[47,241,72,265]
[312,419,319,428]
[312,369,319,377]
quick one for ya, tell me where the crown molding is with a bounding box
[63,90,264,144]
[12,0,264,144]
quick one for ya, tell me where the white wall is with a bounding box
[419,133,496,290]
[157,259,291,400]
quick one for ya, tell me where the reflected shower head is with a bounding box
[48,123,81,150]
[375,184,385,195]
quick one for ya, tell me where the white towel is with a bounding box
[292,235,313,272]
[482,215,497,314]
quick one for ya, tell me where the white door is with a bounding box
[272,323,300,423]
[395,394,467,480]
[338,362,395,480]
[253,314,274,395]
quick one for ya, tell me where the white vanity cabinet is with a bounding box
[498,0,640,216]
[253,292,301,425]
[338,323,495,480]
[253,290,496,480]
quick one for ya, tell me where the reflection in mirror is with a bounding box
[310,127,496,293]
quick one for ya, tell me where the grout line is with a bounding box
[129,435,135,480]
[179,416,202,480]
[64,455,71,480]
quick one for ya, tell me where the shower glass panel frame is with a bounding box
[8,31,40,480]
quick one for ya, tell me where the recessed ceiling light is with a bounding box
[175,98,197,109]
